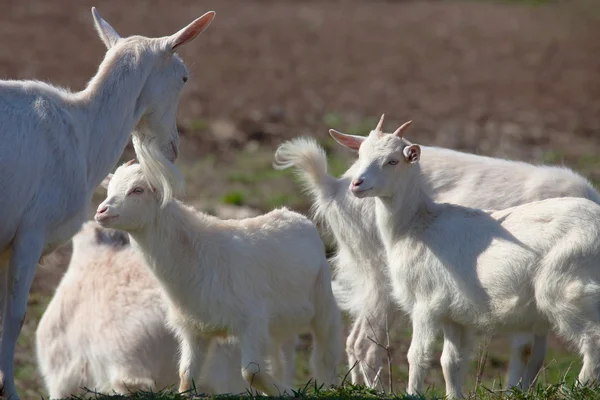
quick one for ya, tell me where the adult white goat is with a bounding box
[94,163,342,396]
[0,8,215,398]
[36,221,258,398]
[273,116,600,391]
[334,118,600,398]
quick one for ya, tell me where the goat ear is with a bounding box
[329,129,365,152]
[91,7,121,49]
[169,11,216,51]
[100,173,113,190]
[403,144,421,164]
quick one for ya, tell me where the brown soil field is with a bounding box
[0,0,598,397]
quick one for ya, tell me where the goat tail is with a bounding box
[310,259,343,388]
[273,137,335,199]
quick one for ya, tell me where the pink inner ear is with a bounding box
[172,12,216,50]
[329,130,363,151]
[406,146,420,162]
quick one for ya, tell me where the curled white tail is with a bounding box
[273,137,334,200]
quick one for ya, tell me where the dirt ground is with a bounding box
[0,0,599,397]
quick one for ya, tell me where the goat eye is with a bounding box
[387,160,399,166]
[130,187,144,195]
[182,76,188,83]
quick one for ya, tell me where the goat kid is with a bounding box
[336,118,600,398]
[95,163,342,396]
[274,118,599,391]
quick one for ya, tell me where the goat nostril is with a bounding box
[352,179,363,187]
[97,206,108,215]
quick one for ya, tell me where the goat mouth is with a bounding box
[95,214,119,224]
[351,187,373,197]
[170,141,179,161]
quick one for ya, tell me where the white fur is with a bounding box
[346,125,600,398]
[94,163,342,396]
[35,221,262,398]
[0,8,215,398]
[274,135,600,391]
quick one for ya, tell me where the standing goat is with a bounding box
[94,163,342,396]
[0,8,215,398]
[335,117,600,398]
[273,116,600,391]
[36,221,259,398]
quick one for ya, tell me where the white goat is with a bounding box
[0,8,215,398]
[94,163,342,396]
[273,116,600,391]
[334,118,600,398]
[36,221,263,398]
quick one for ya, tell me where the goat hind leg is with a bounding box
[345,318,365,386]
[522,334,547,389]
[280,336,298,385]
[577,328,600,385]
[240,326,292,396]
[112,376,156,394]
[506,333,546,390]
[440,322,474,399]
[268,341,287,383]
[0,258,8,341]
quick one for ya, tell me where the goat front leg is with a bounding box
[0,231,44,400]
[239,324,292,396]
[178,331,209,394]
[441,322,474,399]
[406,307,439,397]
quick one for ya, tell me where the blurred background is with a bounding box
[2,0,598,397]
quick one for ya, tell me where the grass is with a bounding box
[221,191,245,206]
[35,381,600,400]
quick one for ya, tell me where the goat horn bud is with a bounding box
[376,113,385,132]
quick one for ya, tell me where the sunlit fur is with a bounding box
[133,135,185,207]
[349,128,600,398]
[0,9,215,398]
[274,135,600,392]
[36,221,261,398]
[95,163,342,396]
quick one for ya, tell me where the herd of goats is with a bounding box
[0,6,599,400]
